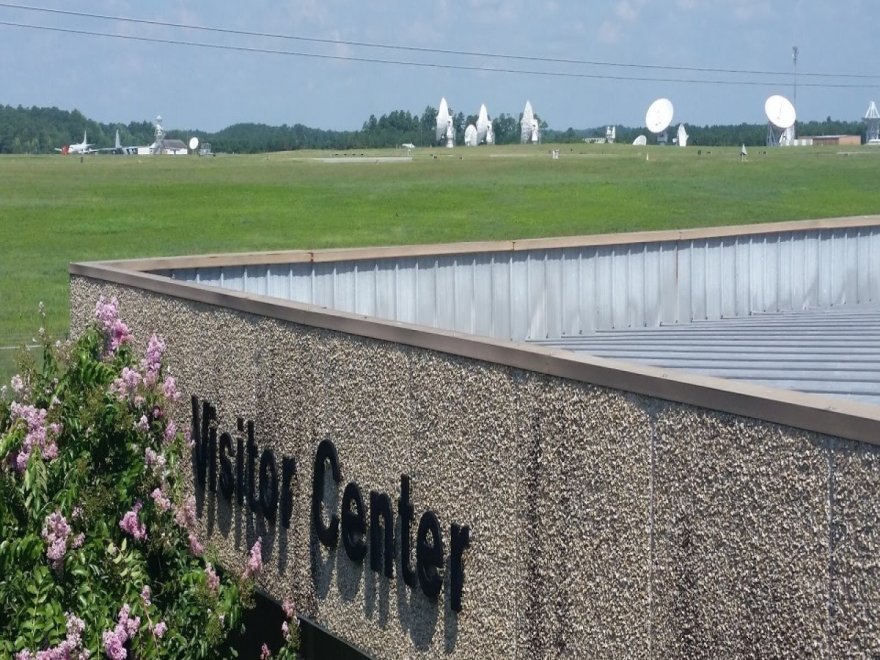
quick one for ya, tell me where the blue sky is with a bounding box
[1,1,877,132]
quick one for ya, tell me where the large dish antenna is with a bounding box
[188,136,199,151]
[676,124,688,148]
[764,95,796,129]
[521,100,539,144]
[645,98,674,134]
[632,135,647,146]
[436,98,453,146]
[464,124,478,147]
[476,104,492,144]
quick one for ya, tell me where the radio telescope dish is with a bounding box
[521,100,539,143]
[632,135,647,146]
[464,124,478,147]
[676,124,688,148]
[645,98,674,134]
[436,97,453,145]
[476,104,492,144]
[188,136,199,151]
[764,95,796,129]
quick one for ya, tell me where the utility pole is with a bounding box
[792,46,799,139]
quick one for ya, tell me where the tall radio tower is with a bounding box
[791,46,799,140]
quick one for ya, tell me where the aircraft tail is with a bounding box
[115,130,121,150]
[62,146,69,155]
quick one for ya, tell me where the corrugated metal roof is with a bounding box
[528,305,880,406]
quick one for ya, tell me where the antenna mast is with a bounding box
[791,46,798,140]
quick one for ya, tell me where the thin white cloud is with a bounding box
[597,0,648,43]
[466,0,523,23]
[615,1,642,22]
[674,0,774,23]
[598,20,621,45]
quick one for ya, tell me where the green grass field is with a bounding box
[2,142,879,378]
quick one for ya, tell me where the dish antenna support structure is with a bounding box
[865,101,880,145]
[605,126,616,143]
[645,98,674,144]
[150,115,165,155]
[765,95,796,146]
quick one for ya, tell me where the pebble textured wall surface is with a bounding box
[70,276,880,658]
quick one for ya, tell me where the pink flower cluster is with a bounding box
[244,537,263,580]
[94,297,132,353]
[205,563,220,594]
[142,335,166,385]
[169,494,203,556]
[281,598,296,643]
[174,495,196,530]
[41,511,71,570]
[139,586,168,639]
[119,501,147,541]
[144,447,166,474]
[9,402,60,471]
[10,373,25,395]
[163,419,177,444]
[109,367,141,402]
[102,604,140,660]
[188,532,204,556]
[16,612,87,660]
[150,487,171,513]
[162,375,180,402]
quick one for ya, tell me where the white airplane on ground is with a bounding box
[103,129,139,155]
[54,131,95,155]
[401,142,415,149]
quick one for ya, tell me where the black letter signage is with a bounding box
[311,439,340,548]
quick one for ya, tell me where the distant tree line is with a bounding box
[550,116,869,146]
[0,105,155,154]
[0,103,872,154]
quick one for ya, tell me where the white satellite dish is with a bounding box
[436,97,453,145]
[645,98,674,134]
[632,135,647,146]
[464,124,478,147]
[188,136,199,151]
[476,104,491,144]
[764,95,796,146]
[521,100,539,144]
[676,124,688,148]
[764,95,796,129]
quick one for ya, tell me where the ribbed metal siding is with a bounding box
[164,227,880,341]
[529,305,880,406]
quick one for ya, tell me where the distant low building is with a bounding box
[156,139,188,155]
[789,135,861,147]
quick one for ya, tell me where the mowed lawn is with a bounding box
[2,143,879,377]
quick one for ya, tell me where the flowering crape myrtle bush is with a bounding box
[0,300,299,658]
